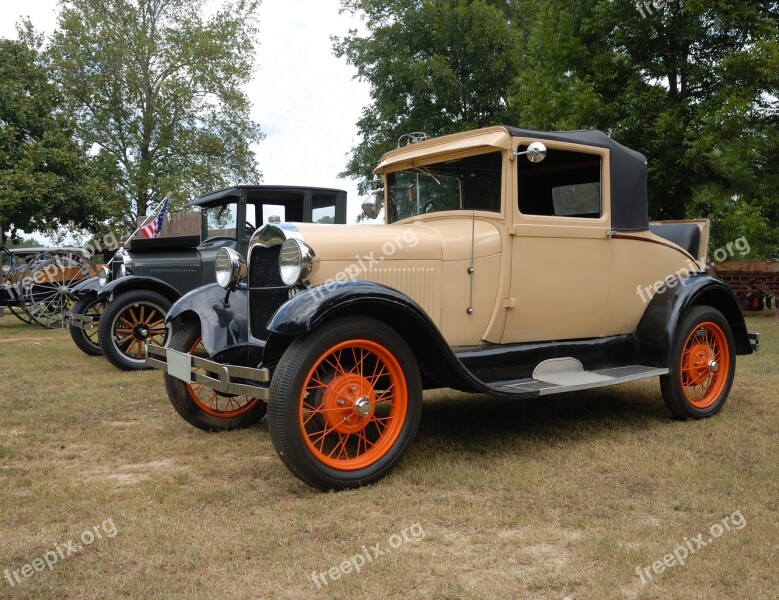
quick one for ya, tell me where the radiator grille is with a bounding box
[145,267,199,294]
[249,245,288,339]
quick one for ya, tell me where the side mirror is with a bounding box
[361,189,383,220]
[514,141,548,163]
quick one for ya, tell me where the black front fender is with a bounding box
[72,276,101,296]
[98,276,181,304]
[636,273,752,367]
[263,281,488,394]
[167,283,250,357]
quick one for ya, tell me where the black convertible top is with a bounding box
[506,127,649,232]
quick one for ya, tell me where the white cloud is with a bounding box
[0,0,372,229]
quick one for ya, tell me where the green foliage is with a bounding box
[47,0,264,230]
[0,32,108,242]
[337,0,779,256]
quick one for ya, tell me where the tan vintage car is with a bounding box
[146,126,760,490]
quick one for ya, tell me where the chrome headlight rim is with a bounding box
[121,250,133,273]
[97,265,110,287]
[215,247,247,290]
[279,238,316,287]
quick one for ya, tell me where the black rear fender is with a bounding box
[637,273,752,367]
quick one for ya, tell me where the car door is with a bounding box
[503,140,612,343]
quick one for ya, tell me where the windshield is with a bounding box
[202,202,238,239]
[386,151,502,223]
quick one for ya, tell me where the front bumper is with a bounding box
[70,312,100,332]
[145,343,270,399]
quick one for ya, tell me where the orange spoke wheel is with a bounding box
[268,316,422,491]
[164,319,267,431]
[679,322,729,409]
[660,306,735,420]
[299,340,408,470]
[187,336,261,418]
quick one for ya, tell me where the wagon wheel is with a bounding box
[24,252,98,329]
[4,254,40,324]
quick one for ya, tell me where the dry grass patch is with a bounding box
[0,310,777,599]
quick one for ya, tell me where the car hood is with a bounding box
[290,219,501,263]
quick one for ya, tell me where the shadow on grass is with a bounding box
[415,383,673,454]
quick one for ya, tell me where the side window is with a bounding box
[517,147,602,218]
[312,194,336,224]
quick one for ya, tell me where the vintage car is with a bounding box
[69,185,347,370]
[146,126,759,491]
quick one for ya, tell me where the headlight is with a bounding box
[121,252,133,273]
[98,265,110,287]
[215,247,247,290]
[279,238,316,286]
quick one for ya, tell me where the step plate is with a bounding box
[494,365,669,396]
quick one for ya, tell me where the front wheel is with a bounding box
[267,316,422,491]
[68,293,104,356]
[98,289,172,370]
[660,306,736,420]
[164,319,267,431]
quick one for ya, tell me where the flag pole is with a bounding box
[105,195,170,267]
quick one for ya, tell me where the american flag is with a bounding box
[141,196,170,239]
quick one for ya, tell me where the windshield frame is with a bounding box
[383,148,505,224]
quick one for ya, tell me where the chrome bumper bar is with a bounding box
[749,332,760,353]
[70,313,100,331]
[145,343,270,399]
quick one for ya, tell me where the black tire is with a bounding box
[660,306,736,420]
[99,289,172,371]
[68,293,104,356]
[267,316,422,491]
[164,319,267,431]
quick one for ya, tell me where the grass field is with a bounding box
[0,310,777,599]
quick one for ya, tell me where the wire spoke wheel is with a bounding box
[163,319,267,430]
[661,306,735,420]
[4,254,40,324]
[268,316,422,490]
[25,252,97,328]
[300,340,408,470]
[187,336,261,417]
[680,322,729,409]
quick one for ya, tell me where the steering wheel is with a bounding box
[244,221,256,237]
[421,200,439,213]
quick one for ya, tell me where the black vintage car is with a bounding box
[70,185,347,370]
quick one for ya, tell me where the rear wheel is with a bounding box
[660,306,735,419]
[164,320,267,431]
[267,316,422,490]
[68,293,104,356]
[99,289,172,370]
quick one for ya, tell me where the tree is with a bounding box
[0,32,107,242]
[334,0,522,191]
[336,0,779,256]
[48,0,264,229]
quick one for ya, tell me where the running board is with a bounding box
[490,358,668,396]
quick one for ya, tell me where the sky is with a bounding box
[0,0,373,229]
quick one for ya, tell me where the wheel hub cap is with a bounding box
[320,373,375,434]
